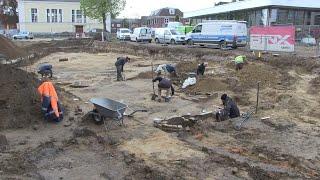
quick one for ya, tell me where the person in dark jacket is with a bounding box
[38,64,53,78]
[216,94,240,121]
[197,62,208,76]
[152,77,175,102]
[115,56,130,81]
[165,64,177,77]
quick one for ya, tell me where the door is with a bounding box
[75,25,84,33]
[191,25,202,43]
[164,30,171,43]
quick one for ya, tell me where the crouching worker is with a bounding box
[215,94,240,121]
[38,63,53,78]
[152,77,175,102]
[38,77,63,122]
[155,64,177,77]
[234,55,246,71]
[115,56,130,81]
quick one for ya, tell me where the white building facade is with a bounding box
[18,0,111,33]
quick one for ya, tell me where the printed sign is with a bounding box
[250,26,295,52]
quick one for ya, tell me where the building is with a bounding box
[141,7,184,28]
[111,18,141,33]
[185,0,320,39]
[17,0,111,34]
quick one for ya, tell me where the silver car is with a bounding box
[13,32,34,40]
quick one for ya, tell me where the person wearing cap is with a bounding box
[152,76,175,102]
[197,62,208,76]
[216,94,240,121]
[234,55,246,71]
[115,56,130,81]
[37,77,63,122]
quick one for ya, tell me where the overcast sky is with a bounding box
[119,0,232,18]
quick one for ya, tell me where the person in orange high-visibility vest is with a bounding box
[38,77,63,122]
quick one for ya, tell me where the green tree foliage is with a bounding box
[175,15,180,22]
[122,18,129,28]
[0,0,18,27]
[80,0,126,32]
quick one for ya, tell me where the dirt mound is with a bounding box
[186,78,229,94]
[176,61,199,75]
[0,65,42,129]
[135,71,155,79]
[0,35,26,59]
[268,55,320,72]
[236,63,280,89]
[308,75,320,94]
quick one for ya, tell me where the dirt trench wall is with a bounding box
[93,41,239,62]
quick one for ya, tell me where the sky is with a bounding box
[119,0,232,19]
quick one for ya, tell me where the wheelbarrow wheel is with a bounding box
[91,110,103,125]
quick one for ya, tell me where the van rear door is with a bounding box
[234,23,247,45]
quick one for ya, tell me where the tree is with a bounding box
[0,0,18,29]
[122,18,129,28]
[80,0,126,32]
[175,15,180,22]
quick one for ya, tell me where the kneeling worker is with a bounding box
[38,77,63,122]
[216,94,240,121]
[115,56,130,81]
[152,77,175,102]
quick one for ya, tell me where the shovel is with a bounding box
[151,61,157,100]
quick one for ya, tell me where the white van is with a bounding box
[154,28,186,44]
[185,20,247,48]
[117,28,131,40]
[130,27,152,43]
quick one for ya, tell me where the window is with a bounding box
[83,15,86,23]
[169,9,175,15]
[72,10,75,23]
[76,10,82,23]
[46,9,50,23]
[51,9,58,23]
[315,15,320,25]
[58,9,62,22]
[193,25,202,33]
[31,8,38,22]
[164,18,169,24]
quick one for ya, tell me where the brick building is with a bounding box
[111,18,141,33]
[141,7,184,28]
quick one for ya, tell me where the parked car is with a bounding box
[117,28,131,40]
[301,35,316,46]
[130,27,152,43]
[13,32,34,40]
[154,28,186,44]
[185,20,247,48]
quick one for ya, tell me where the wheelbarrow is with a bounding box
[89,98,147,126]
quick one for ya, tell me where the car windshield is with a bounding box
[170,30,181,35]
[121,30,130,33]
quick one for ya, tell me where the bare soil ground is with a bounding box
[1,39,320,179]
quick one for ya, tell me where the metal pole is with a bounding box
[256,81,260,114]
